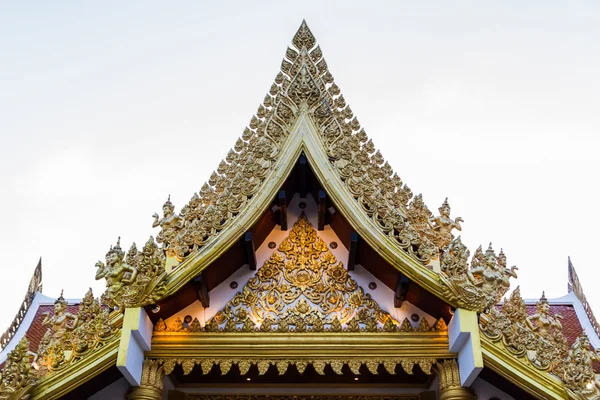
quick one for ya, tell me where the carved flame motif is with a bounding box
[0,338,37,400]
[480,289,573,374]
[207,215,397,332]
[36,289,117,373]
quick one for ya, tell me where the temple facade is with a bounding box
[1,21,599,400]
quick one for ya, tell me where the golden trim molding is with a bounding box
[148,331,453,360]
[155,356,437,376]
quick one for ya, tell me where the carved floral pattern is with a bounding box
[478,288,597,389]
[155,357,436,377]
[36,289,118,373]
[153,215,446,334]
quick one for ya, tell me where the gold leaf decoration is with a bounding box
[204,215,399,333]
[365,360,379,375]
[439,238,517,312]
[479,288,584,384]
[237,360,251,375]
[95,237,167,309]
[348,360,361,375]
[275,360,289,375]
[149,20,468,269]
[400,359,414,375]
[219,359,232,375]
[0,338,38,400]
[36,289,118,373]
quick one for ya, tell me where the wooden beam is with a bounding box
[394,273,411,308]
[244,232,257,270]
[278,190,287,230]
[318,190,326,230]
[298,154,307,198]
[193,274,210,308]
[347,232,358,271]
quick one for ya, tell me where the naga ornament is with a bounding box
[439,237,517,312]
[95,237,167,309]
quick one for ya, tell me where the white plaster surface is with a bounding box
[118,307,153,386]
[448,308,483,386]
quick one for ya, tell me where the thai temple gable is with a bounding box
[2,20,600,400]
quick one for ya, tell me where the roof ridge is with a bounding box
[149,20,464,268]
[567,258,600,339]
[0,259,42,351]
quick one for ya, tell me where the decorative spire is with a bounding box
[438,197,450,212]
[163,194,173,209]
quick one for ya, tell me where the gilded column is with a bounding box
[435,359,476,400]
[126,359,164,400]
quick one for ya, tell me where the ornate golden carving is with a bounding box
[153,357,435,377]
[205,215,398,332]
[1,261,42,351]
[152,195,183,255]
[151,215,445,334]
[36,289,117,372]
[526,292,563,339]
[428,198,463,249]
[439,238,517,312]
[434,359,476,400]
[435,359,460,392]
[480,288,570,374]
[127,359,165,400]
[0,338,37,400]
[560,334,600,399]
[147,21,473,267]
[95,237,167,309]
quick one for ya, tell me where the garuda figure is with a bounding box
[95,236,167,310]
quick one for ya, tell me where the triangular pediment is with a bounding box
[155,211,448,334]
[154,21,458,309]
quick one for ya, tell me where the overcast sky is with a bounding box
[1,1,599,331]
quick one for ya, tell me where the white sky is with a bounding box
[0,1,599,331]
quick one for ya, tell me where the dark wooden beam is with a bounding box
[318,190,326,230]
[347,232,358,271]
[278,190,287,230]
[244,232,257,270]
[193,274,210,308]
[394,273,411,308]
[298,155,307,198]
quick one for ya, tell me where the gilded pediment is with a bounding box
[155,214,447,334]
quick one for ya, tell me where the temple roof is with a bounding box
[2,20,599,400]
